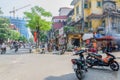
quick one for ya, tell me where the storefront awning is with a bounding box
[82,33,93,40]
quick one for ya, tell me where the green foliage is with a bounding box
[19,36,28,42]
[24,6,52,31]
[64,26,75,33]
[39,31,47,42]
[9,30,20,40]
[0,17,10,40]
[0,17,21,41]
[29,37,34,43]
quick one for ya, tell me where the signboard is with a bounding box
[59,27,64,36]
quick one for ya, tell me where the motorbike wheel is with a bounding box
[110,61,119,71]
[29,49,32,53]
[86,56,93,68]
[75,70,82,80]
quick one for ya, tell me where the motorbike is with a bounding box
[86,51,119,71]
[1,48,6,54]
[29,45,32,53]
[71,50,88,80]
[15,46,18,52]
[40,48,45,54]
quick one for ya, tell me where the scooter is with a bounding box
[1,48,6,54]
[15,46,18,52]
[71,50,88,80]
[40,48,45,54]
[86,51,119,71]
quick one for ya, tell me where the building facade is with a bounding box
[70,0,120,33]
[8,17,31,40]
[59,7,72,16]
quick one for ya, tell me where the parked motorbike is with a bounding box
[86,51,119,71]
[15,46,18,52]
[1,48,6,54]
[40,48,45,54]
[71,50,88,80]
[29,45,32,53]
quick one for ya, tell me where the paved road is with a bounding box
[0,49,120,80]
[5,48,30,54]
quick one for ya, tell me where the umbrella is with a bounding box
[96,36,115,40]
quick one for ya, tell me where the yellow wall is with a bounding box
[91,19,102,30]
[91,0,103,14]
[72,0,103,30]
[73,1,81,20]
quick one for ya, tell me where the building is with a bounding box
[8,17,31,40]
[52,16,67,30]
[52,15,68,46]
[9,24,18,31]
[66,0,120,47]
[59,7,72,16]
[48,7,72,48]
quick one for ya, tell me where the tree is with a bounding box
[9,30,20,40]
[24,6,52,47]
[39,31,48,42]
[0,17,10,42]
[0,8,20,42]
[18,36,28,42]
[29,37,34,43]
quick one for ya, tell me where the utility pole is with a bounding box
[81,0,85,33]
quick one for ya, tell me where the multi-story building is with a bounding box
[49,7,72,47]
[59,7,72,16]
[70,0,120,33]
[66,0,120,47]
[8,17,32,40]
[52,16,68,46]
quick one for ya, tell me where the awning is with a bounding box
[96,36,115,40]
[82,33,93,40]
[94,34,103,38]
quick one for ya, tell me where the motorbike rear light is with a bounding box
[71,59,76,64]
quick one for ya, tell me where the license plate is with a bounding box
[72,65,77,69]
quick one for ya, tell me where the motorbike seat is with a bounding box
[76,50,84,54]
[93,53,102,58]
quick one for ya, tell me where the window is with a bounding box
[89,22,92,28]
[84,3,88,8]
[85,22,88,27]
[89,2,91,8]
[76,5,79,14]
[97,1,102,7]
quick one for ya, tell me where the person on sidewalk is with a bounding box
[1,43,6,54]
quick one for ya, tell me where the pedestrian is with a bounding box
[1,43,6,54]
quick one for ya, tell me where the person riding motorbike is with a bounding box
[13,42,18,52]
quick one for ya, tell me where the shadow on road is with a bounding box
[44,68,120,80]
[44,73,77,80]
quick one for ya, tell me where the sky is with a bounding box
[0,0,73,18]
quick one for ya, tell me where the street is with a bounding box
[0,48,120,80]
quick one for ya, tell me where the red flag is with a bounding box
[34,32,37,42]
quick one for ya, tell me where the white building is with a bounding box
[59,7,72,16]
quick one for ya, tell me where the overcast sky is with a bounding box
[0,0,73,18]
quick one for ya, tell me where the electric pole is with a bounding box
[81,0,85,33]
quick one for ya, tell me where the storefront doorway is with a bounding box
[72,38,80,47]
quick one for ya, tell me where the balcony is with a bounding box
[64,26,83,34]
[67,17,72,25]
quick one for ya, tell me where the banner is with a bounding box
[34,32,37,42]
